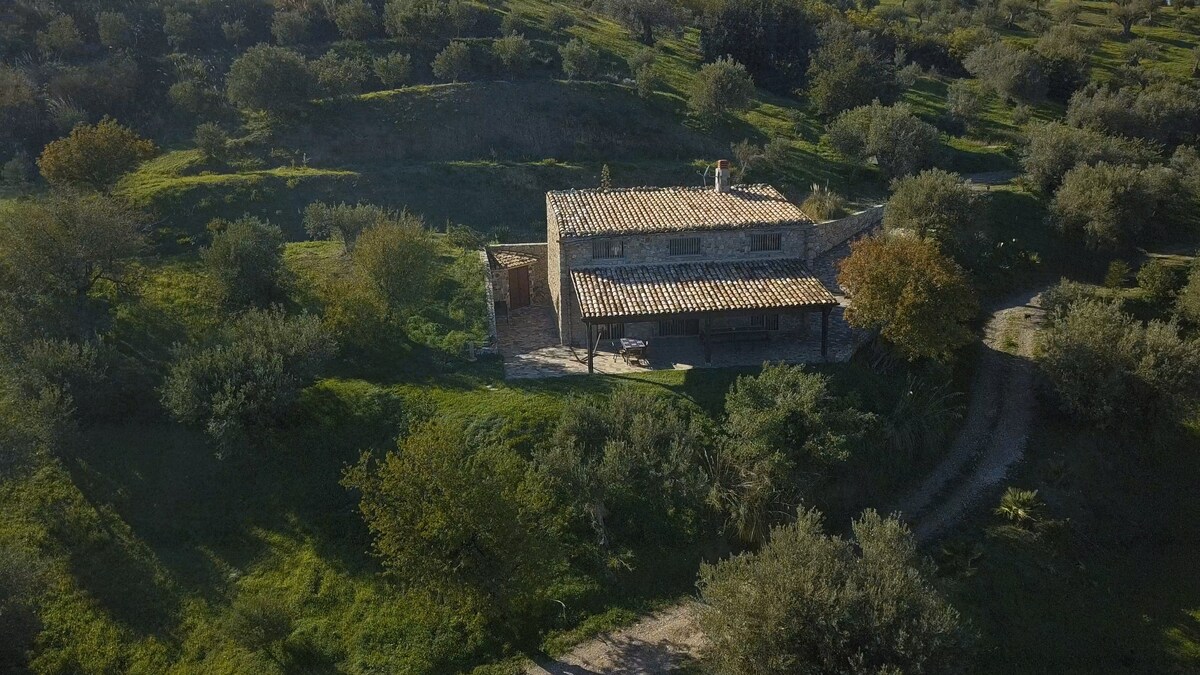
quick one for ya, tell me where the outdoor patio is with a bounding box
[495,302,861,379]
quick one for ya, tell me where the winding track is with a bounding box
[525,286,1048,675]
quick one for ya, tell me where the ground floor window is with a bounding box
[601,323,625,340]
[658,318,700,336]
[750,314,781,331]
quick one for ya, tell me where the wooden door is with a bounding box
[509,267,531,309]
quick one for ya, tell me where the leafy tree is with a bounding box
[807,22,898,118]
[226,45,316,113]
[164,10,195,50]
[699,0,819,93]
[334,0,380,39]
[545,5,575,31]
[96,11,133,49]
[374,52,413,88]
[313,52,369,97]
[1033,24,1093,102]
[343,421,561,630]
[717,365,874,544]
[1040,298,1200,423]
[384,0,479,38]
[1066,81,1200,147]
[161,308,335,454]
[884,169,980,258]
[838,235,978,361]
[946,79,982,130]
[271,10,311,45]
[1050,162,1181,250]
[1175,259,1200,324]
[1,152,32,186]
[689,56,755,116]
[37,118,157,189]
[201,217,286,309]
[0,64,39,142]
[964,41,1046,104]
[560,38,601,80]
[492,34,534,75]
[1135,259,1181,306]
[698,507,967,674]
[194,122,229,162]
[432,41,471,82]
[0,190,146,340]
[827,101,941,178]
[600,0,681,45]
[303,201,390,252]
[1020,122,1158,194]
[1110,0,1154,37]
[1105,259,1132,288]
[535,390,714,557]
[36,14,82,58]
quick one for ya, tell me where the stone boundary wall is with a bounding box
[479,250,498,351]
[807,205,884,262]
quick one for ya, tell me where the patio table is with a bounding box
[618,338,648,365]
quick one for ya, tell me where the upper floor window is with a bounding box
[750,232,783,252]
[592,239,624,259]
[668,237,702,256]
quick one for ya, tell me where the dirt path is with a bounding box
[892,287,1045,544]
[526,603,706,675]
[525,288,1047,674]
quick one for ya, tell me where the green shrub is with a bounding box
[493,34,534,75]
[800,184,847,220]
[689,56,754,116]
[201,217,287,309]
[194,122,229,162]
[374,52,413,88]
[1104,260,1131,289]
[559,38,601,80]
[1136,260,1180,306]
[432,41,472,82]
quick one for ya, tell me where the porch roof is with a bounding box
[570,258,837,322]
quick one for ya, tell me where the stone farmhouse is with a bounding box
[486,161,880,376]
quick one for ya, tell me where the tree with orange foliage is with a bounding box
[838,235,977,362]
[37,117,156,189]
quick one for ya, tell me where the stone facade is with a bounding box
[550,227,814,346]
[487,242,549,311]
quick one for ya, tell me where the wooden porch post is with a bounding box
[702,316,712,364]
[586,322,595,373]
[821,307,831,360]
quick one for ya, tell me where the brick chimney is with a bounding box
[714,159,731,192]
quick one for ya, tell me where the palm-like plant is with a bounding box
[994,487,1044,526]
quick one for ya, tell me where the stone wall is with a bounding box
[806,205,884,262]
[487,242,549,309]
[555,227,812,345]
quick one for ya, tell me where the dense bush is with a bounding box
[36,118,156,189]
[1066,81,1200,148]
[560,38,602,80]
[883,169,980,258]
[162,307,336,454]
[0,190,146,341]
[807,22,898,118]
[226,45,316,113]
[700,0,821,93]
[963,41,1046,104]
[374,52,413,88]
[492,34,534,75]
[432,41,471,82]
[698,507,967,674]
[689,56,755,116]
[827,101,940,178]
[1020,122,1158,194]
[1050,162,1185,250]
[303,201,390,252]
[201,217,287,309]
[1039,297,1200,424]
[600,0,681,45]
[536,390,715,562]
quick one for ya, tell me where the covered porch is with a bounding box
[570,259,840,374]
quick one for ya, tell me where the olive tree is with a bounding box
[201,217,287,309]
[689,56,755,116]
[883,169,979,256]
[699,507,967,674]
[827,101,941,178]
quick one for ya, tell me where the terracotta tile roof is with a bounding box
[570,259,837,321]
[548,184,813,238]
[488,249,539,269]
